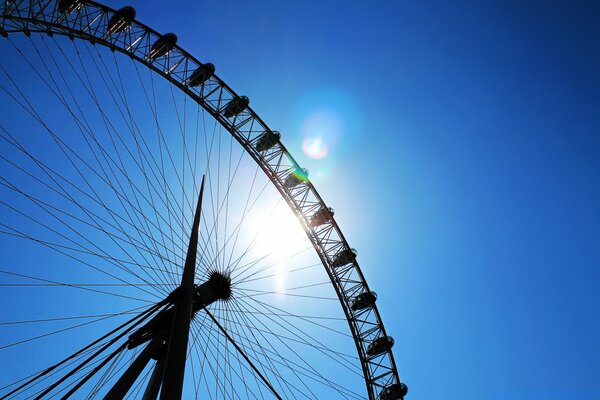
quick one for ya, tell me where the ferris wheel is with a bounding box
[0,1,408,399]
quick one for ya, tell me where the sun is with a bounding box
[247,202,309,292]
[253,203,307,260]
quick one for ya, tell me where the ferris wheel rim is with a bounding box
[0,1,404,398]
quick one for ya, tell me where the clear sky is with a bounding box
[2,0,599,399]
[119,1,600,398]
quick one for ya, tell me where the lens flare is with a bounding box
[293,88,363,181]
[302,136,329,159]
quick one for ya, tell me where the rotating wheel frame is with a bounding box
[0,1,406,398]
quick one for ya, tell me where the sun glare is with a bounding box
[302,135,329,159]
[249,203,308,292]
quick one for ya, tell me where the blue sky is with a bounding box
[1,0,599,399]
[137,1,599,398]
[125,1,600,398]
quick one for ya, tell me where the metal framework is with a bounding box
[0,0,405,398]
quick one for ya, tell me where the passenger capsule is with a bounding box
[310,206,334,227]
[378,383,408,400]
[188,63,215,86]
[255,130,281,152]
[284,168,308,189]
[222,95,249,118]
[58,0,82,14]
[366,336,394,357]
[351,291,378,311]
[107,6,136,35]
[331,248,357,268]
[149,33,177,60]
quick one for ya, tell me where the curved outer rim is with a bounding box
[0,1,403,398]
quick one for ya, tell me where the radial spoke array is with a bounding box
[0,1,405,399]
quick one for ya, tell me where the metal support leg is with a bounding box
[103,331,167,400]
[160,176,205,400]
[142,356,167,400]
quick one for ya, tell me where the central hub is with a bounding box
[192,271,232,312]
[128,271,232,350]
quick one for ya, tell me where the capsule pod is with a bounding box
[222,95,249,118]
[366,336,394,357]
[310,206,334,227]
[351,291,378,311]
[255,130,280,152]
[283,168,308,189]
[149,33,177,60]
[331,248,357,268]
[379,383,408,400]
[188,63,215,86]
[107,6,136,35]
[58,0,82,14]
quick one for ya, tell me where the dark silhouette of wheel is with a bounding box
[0,1,406,399]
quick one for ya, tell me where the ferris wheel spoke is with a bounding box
[126,365,154,400]
[27,37,172,258]
[229,299,362,399]
[191,310,282,400]
[202,307,288,400]
[0,310,145,327]
[189,318,219,398]
[68,38,183,287]
[226,300,322,399]
[216,308,308,399]
[204,132,246,275]
[0,2,405,398]
[225,198,302,282]
[217,306,291,399]
[0,225,170,301]
[0,222,178,291]
[0,160,177,277]
[0,119,185,275]
[147,68,183,278]
[0,304,155,352]
[230,247,315,287]
[195,310,286,398]
[130,60,191,274]
[98,45,193,270]
[192,145,261,279]
[223,163,262,275]
[5,35,209,288]
[241,295,353,340]
[0,180,174,297]
[198,153,258,277]
[0,81,178,293]
[236,260,320,285]
[233,296,361,376]
[2,301,167,399]
[215,208,280,283]
[96,49,184,288]
[235,289,338,302]
[189,319,230,399]
[200,118,224,264]
[222,309,282,400]
[0,269,163,304]
[227,319,360,379]
[90,348,128,399]
[199,163,271,278]
[233,296,353,360]
[82,42,193,285]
